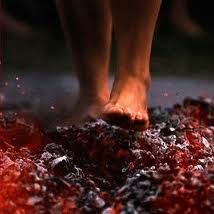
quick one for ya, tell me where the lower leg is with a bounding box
[104,0,161,128]
[56,0,112,123]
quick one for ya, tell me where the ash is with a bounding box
[0,98,214,213]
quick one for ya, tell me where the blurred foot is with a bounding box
[61,96,108,127]
[171,13,207,38]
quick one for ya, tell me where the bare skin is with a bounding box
[56,0,161,129]
[104,0,161,129]
[56,0,111,124]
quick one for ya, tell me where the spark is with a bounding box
[50,106,55,110]
[163,92,169,97]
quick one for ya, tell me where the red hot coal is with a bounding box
[0,97,214,213]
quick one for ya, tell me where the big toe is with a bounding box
[104,103,123,115]
[132,112,149,130]
[103,103,131,124]
[103,103,149,130]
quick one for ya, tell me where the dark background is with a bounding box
[2,0,214,76]
[1,0,214,125]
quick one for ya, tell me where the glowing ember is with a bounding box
[0,112,45,152]
[0,97,213,213]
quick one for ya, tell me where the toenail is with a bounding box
[104,103,112,111]
[124,107,132,116]
[131,113,137,121]
[110,106,123,114]
[136,112,143,120]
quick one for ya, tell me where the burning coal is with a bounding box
[0,97,214,213]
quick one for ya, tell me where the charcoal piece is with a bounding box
[0,97,214,213]
[51,155,72,176]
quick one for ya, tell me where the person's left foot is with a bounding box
[103,77,149,130]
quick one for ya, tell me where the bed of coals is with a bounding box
[0,97,214,213]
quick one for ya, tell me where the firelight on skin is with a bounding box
[56,0,162,129]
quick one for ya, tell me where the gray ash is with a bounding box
[0,97,214,213]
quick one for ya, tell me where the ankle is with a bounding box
[79,90,109,105]
[115,72,151,90]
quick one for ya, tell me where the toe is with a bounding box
[131,111,149,130]
[103,103,132,126]
[103,103,125,122]
[135,112,143,121]
[103,103,149,130]
[104,103,114,112]
[109,106,124,114]
[104,103,123,115]
[130,112,137,121]
[103,103,112,112]
[123,107,132,119]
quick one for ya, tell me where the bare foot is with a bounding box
[62,96,108,127]
[103,77,149,130]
